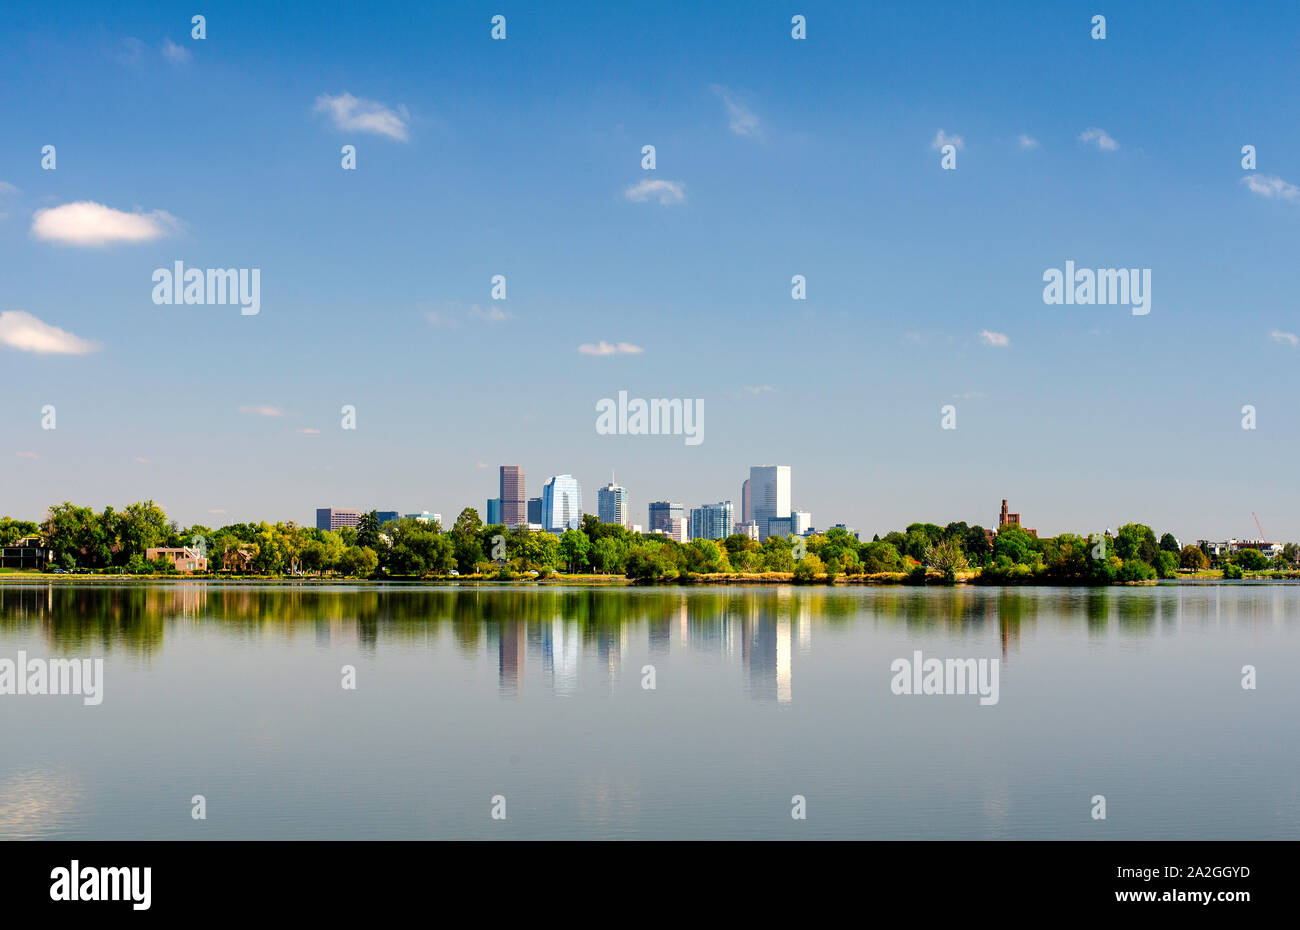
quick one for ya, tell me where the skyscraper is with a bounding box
[541,475,583,533]
[527,497,543,526]
[597,473,628,526]
[648,501,684,534]
[500,465,526,528]
[749,465,791,540]
[486,498,502,525]
[689,501,734,541]
[741,478,751,523]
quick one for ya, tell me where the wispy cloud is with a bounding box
[16,451,39,460]
[208,509,228,515]
[1079,127,1118,151]
[577,341,643,356]
[741,385,776,395]
[953,391,988,400]
[314,92,410,141]
[0,182,18,219]
[978,330,1010,347]
[238,405,285,417]
[134,456,150,464]
[1270,329,1299,347]
[470,304,513,322]
[475,461,491,469]
[931,129,964,151]
[710,85,761,138]
[424,310,460,328]
[296,427,321,434]
[1243,174,1300,201]
[161,38,191,65]
[1017,134,1038,149]
[624,178,686,205]
[31,201,180,246]
[116,37,147,67]
[0,310,99,355]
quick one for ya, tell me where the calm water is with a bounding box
[1,583,1297,840]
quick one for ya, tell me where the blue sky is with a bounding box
[1,1,1297,542]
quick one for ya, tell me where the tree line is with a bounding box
[3,505,1296,582]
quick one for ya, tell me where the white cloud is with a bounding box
[208,508,228,515]
[577,341,643,356]
[1079,127,1118,151]
[978,330,1010,347]
[1270,329,1299,347]
[31,201,180,246]
[0,182,18,196]
[134,456,150,464]
[953,391,988,400]
[16,451,39,460]
[238,405,285,417]
[931,129,964,151]
[1243,174,1300,201]
[0,311,99,355]
[1017,134,1038,149]
[741,385,776,395]
[161,38,191,65]
[710,85,761,138]
[470,304,513,322]
[624,178,686,205]
[296,427,321,434]
[424,311,460,328]
[314,92,410,141]
[476,461,491,469]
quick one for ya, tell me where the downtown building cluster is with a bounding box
[473,464,822,544]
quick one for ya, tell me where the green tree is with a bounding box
[1116,559,1156,582]
[590,537,626,574]
[451,508,486,573]
[558,529,590,573]
[685,538,729,573]
[1234,548,1270,571]
[923,537,968,580]
[962,525,991,565]
[1158,532,1180,554]
[792,553,824,583]
[1179,544,1209,571]
[356,511,381,551]
[860,541,903,573]
[1115,523,1158,565]
[1154,550,1179,579]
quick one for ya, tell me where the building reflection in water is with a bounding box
[533,617,578,696]
[497,620,526,697]
[8,584,1267,708]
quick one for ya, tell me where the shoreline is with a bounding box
[1,570,1296,587]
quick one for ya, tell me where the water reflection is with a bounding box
[0,583,1296,705]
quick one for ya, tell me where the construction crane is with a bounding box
[1252,512,1267,542]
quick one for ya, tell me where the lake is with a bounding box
[1,583,1296,840]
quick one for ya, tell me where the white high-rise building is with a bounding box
[541,475,583,533]
[749,465,791,540]
[597,473,628,526]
